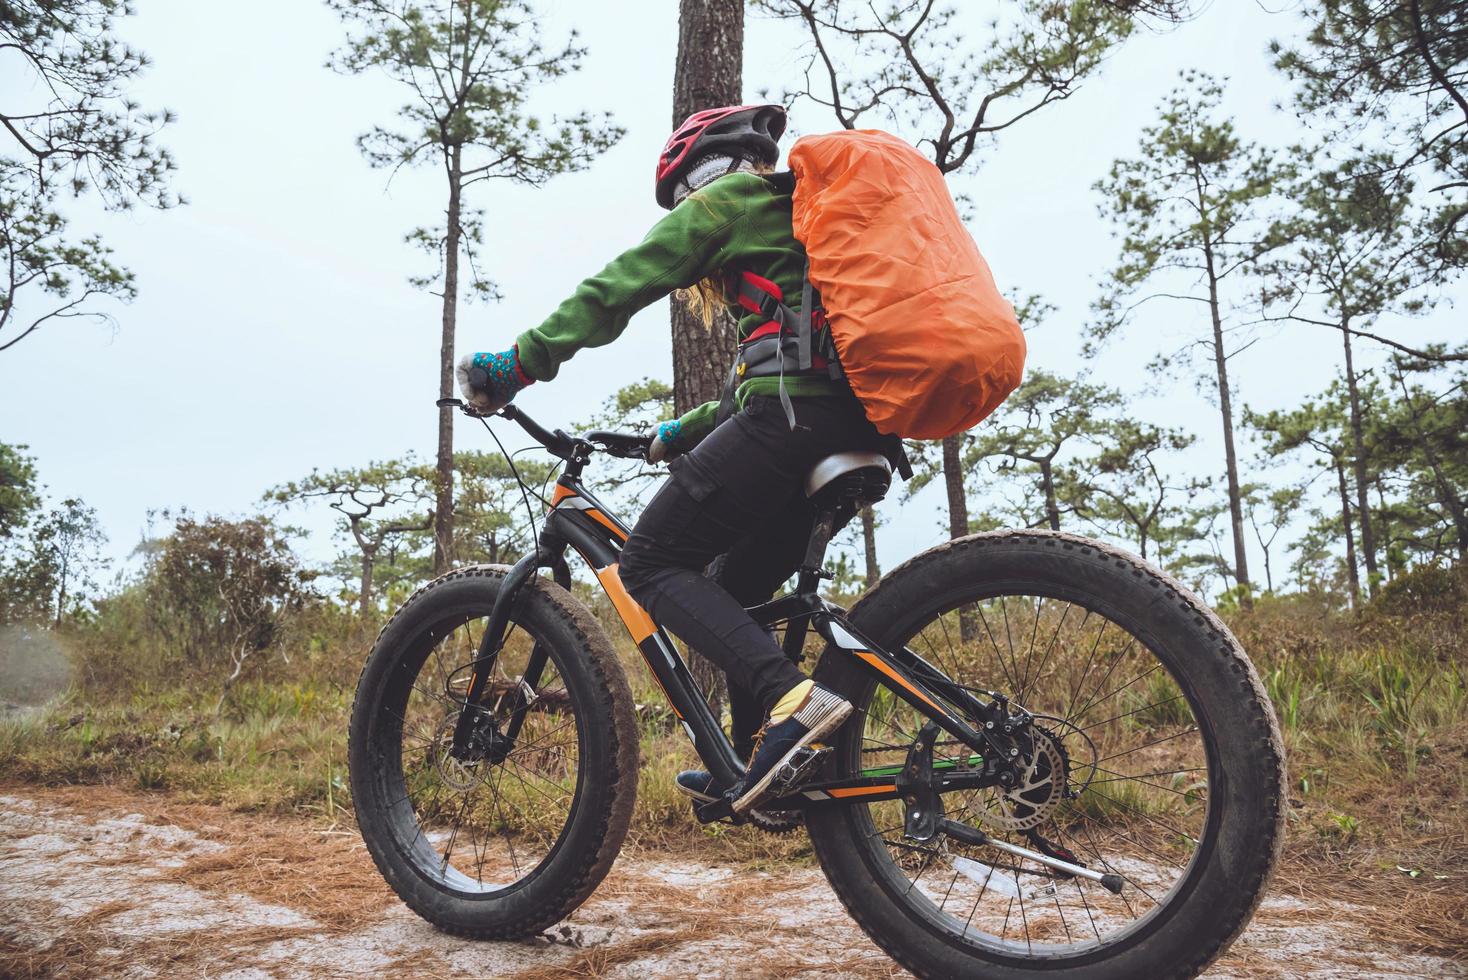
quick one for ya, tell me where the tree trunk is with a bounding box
[942,435,977,641]
[671,0,744,709]
[670,0,744,416]
[1039,460,1060,531]
[434,147,463,574]
[942,436,969,539]
[1395,371,1468,558]
[861,505,880,588]
[1421,450,1468,558]
[1334,455,1360,607]
[1203,253,1252,606]
[1340,323,1378,595]
[53,567,67,628]
[359,550,375,619]
[1377,478,1394,582]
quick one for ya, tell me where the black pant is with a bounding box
[620,393,886,754]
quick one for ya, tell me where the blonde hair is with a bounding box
[674,160,776,329]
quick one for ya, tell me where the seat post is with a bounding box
[796,508,838,596]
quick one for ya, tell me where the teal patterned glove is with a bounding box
[647,418,683,464]
[455,346,533,414]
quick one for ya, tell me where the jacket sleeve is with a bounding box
[514,192,746,382]
[670,401,720,449]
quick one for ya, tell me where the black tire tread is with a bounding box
[811,529,1285,980]
[349,564,640,940]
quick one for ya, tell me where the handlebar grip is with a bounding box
[584,429,652,459]
[500,404,576,457]
[467,365,490,390]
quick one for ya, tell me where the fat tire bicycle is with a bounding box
[348,402,1286,979]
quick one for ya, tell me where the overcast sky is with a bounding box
[1,0,1460,592]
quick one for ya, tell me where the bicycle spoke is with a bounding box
[974,604,1024,696]
[1015,596,1044,704]
[1014,860,1032,953]
[1062,615,1109,720]
[1074,693,1187,735]
[853,588,1211,959]
[378,609,582,895]
[1092,726,1200,766]
[1073,660,1164,720]
[1026,601,1072,707]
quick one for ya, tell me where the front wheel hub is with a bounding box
[439,709,515,772]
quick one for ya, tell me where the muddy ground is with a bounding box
[0,786,1462,979]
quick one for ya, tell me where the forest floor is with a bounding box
[1,784,1463,980]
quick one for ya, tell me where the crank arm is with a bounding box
[940,819,1124,895]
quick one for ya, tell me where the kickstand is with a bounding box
[896,722,943,842]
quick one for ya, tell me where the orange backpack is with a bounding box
[779,130,1026,440]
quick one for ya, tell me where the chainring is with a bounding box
[747,806,805,835]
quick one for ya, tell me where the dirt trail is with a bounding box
[0,786,1461,979]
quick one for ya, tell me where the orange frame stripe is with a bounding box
[828,784,895,799]
[855,651,947,716]
[586,508,628,540]
[596,564,657,643]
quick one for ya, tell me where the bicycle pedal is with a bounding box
[773,745,832,792]
[693,796,735,825]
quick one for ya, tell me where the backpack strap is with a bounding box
[761,170,797,194]
[797,259,814,372]
[736,272,798,331]
[715,355,741,427]
[730,268,833,433]
[885,435,914,481]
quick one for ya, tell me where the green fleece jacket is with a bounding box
[514,171,845,448]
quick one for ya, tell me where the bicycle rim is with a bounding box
[378,611,585,896]
[845,587,1217,959]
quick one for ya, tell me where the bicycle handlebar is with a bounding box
[438,397,650,462]
[499,404,578,457]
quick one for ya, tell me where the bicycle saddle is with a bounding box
[804,451,892,508]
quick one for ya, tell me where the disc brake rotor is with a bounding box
[975,725,1069,832]
[431,713,486,791]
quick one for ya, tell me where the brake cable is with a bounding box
[476,414,540,550]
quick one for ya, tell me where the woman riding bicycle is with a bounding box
[456,104,880,814]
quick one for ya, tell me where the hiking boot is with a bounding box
[728,681,851,813]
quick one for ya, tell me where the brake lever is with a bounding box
[436,397,507,420]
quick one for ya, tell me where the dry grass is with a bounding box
[3,781,1465,979]
[158,830,394,932]
[2,570,1466,974]
[0,889,318,980]
[0,783,395,934]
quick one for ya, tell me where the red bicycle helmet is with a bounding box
[655,103,787,209]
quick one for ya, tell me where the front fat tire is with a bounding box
[349,565,639,939]
[807,531,1286,980]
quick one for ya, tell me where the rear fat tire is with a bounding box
[349,565,639,939]
[807,530,1285,980]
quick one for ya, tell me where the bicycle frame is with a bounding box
[454,411,1018,815]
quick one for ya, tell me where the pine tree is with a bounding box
[1092,72,1290,606]
[329,0,622,572]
